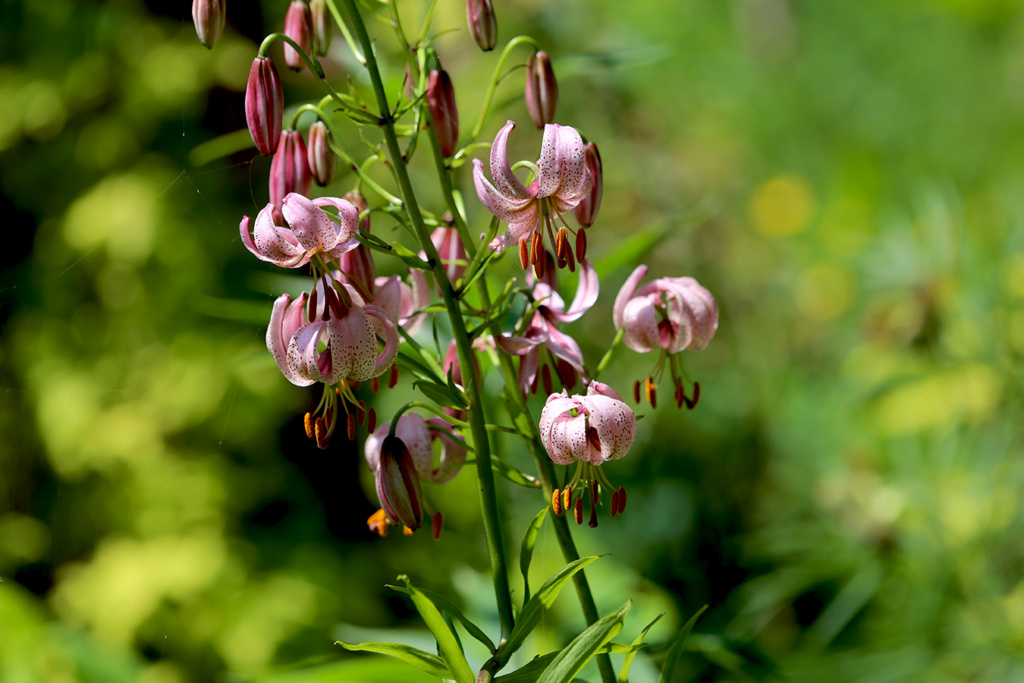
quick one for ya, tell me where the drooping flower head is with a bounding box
[613,265,719,409]
[495,255,598,396]
[365,414,467,537]
[539,381,636,527]
[473,121,593,277]
[240,193,359,268]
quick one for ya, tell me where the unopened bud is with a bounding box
[377,435,424,530]
[245,56,284,156]
[307,120,337,187]
[310,0,332,56]
[574,142,603,227]
[269,130,312,223]
[525,51,558,129]
[193,0,226,49]
[345,191,371,234]
[283,1,314,71]
[466,0,497,52]
[427,70,459,158]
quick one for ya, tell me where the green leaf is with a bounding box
[593,222,669,279]
[494,652,559,683]
[659,605,707,683]
[335,640,451,679]
[496,556,601,663]
[388,584,496,652]
[392,242,433,270]
[398,576,475,683]
[617,613,665,682]
[491,457,541,489]
[536,600,632,683]
[413,379,468,410]
[519,507,549,606]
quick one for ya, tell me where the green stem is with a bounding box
[323,0,366,64]
[469,35,539,141]
[592,328,624,382]
[339,0,516,643]
[427,123,478,256]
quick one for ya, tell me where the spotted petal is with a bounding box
[536,124,590,202]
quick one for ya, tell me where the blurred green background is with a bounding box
[3,0,1024,680]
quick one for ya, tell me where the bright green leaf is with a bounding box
[519,507,549,606]
[659,605,706,683]
[335,640,451,679]
[618,612,665,682]
[536,600,632,683]
[398,576,476,683]
[494,652,559,683]
[389,584,496,652]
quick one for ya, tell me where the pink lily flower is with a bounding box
[539,381,636,527]
[496,256,599,395]
[365,414,467,536]
[240,193,360,269]
[473,121,592,275]
[613,265,718,409]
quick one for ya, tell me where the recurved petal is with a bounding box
[536,124,589,201]
[364,304,399,379]
[613,264,649,329]
[313,196,361,243]
[425,417,467,484]
[287,321,327,385]
[621,296,662,353]
[326,305,378,383]
[669,277,719,351]
[251,204,309,267]
[473,160,537,223]
[543,324,587,379]
[394,413,433,479]
[267,293,313,386]
[489,121,533,200]
[283,193,339,252]
[539,393,586,464]
[582,394,636,464]
[546,258,598,323]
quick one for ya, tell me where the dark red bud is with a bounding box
[466,0,497,52]
[269,130,312,223]
[283,1,314,71]
[574,142,603,227]
[307,120,337,187]
[192,0,226,49]
[310,0,332,56]
[377,435,424,529]
[245,56,284,156]
[427,69,460,158]
[525,51,558,129]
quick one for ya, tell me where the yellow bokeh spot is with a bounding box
[796,262,854,321]
[63,171,165,263]
[1002,252,1024,300]
[748,174,816,237]
[873,363,1002,436]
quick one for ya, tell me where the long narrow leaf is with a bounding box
[659,606,707,683]
[388,584,496,652]
[336,640,451,679]
[494,652,559,683]
[519,507,549,606]
[399,576,476,683]
[536,600,632,683]
[491,457,541,488]
[617,613,665,683]
[496,556,601,663]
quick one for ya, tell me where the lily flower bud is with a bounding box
[466,0,497,52]
[192,0,226,49]
[310,0,332,56]
[376,436,424,530]
[525,51,558,129]
[269,130,312,223]
[427,69,459,158]
[574,142,603,227]
[307,120,337,187]
[283,0,314,71]
[245,56,284,156]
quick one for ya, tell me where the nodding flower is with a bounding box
[539,381,636,527]
[613,265,718,410]
[365,414,467,537]
[240,193,360,269]
[473,121,593,277]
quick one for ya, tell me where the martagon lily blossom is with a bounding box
[240,193,360,268]
[539,381,636,527]
[613,264,719,409]
[473,121,592,277]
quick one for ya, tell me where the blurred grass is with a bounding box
[2,0,1024,681]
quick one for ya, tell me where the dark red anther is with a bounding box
[617,486,627,514]
[346,413,356,440]
[432,511,444,540]
[541,364,553,396]
[573,497,584,525]
[690,382,700,409]
[371,377,379,393]
[367,408,377,434]
[575,227,588,261]
[389,365,399,389]
[610,489,619,518]
[519,236,530,270]
[633,380,642,405]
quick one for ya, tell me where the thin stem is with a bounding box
[309,105,404,205]
[592,328,624,382]
[470,35,539,140]
[323,0,366,64]
[339,0,516,642]
[427,122,478,256]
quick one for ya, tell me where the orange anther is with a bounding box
[403,525,415,536]
[519,236,530,270]
[315,417,328,449]
[562,485,573,512]
[645,377,657,409]
[552,488,563,515]
[346,413,356,440]
[304,412,315,440]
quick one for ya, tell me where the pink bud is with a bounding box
[283,1,314,71]
[339,192,376,292]
[539,386,637,466]
[307,120,337,187]
[245,56,284,156]
[427,69,459,158]
[310,0,332,56]
[344,191,371,234]
[525,51,558,129]
[192,0,226,49]
[574,142,603,227]
[269,130,312,223]
[466,0,497,52]
[431,227,468,284]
